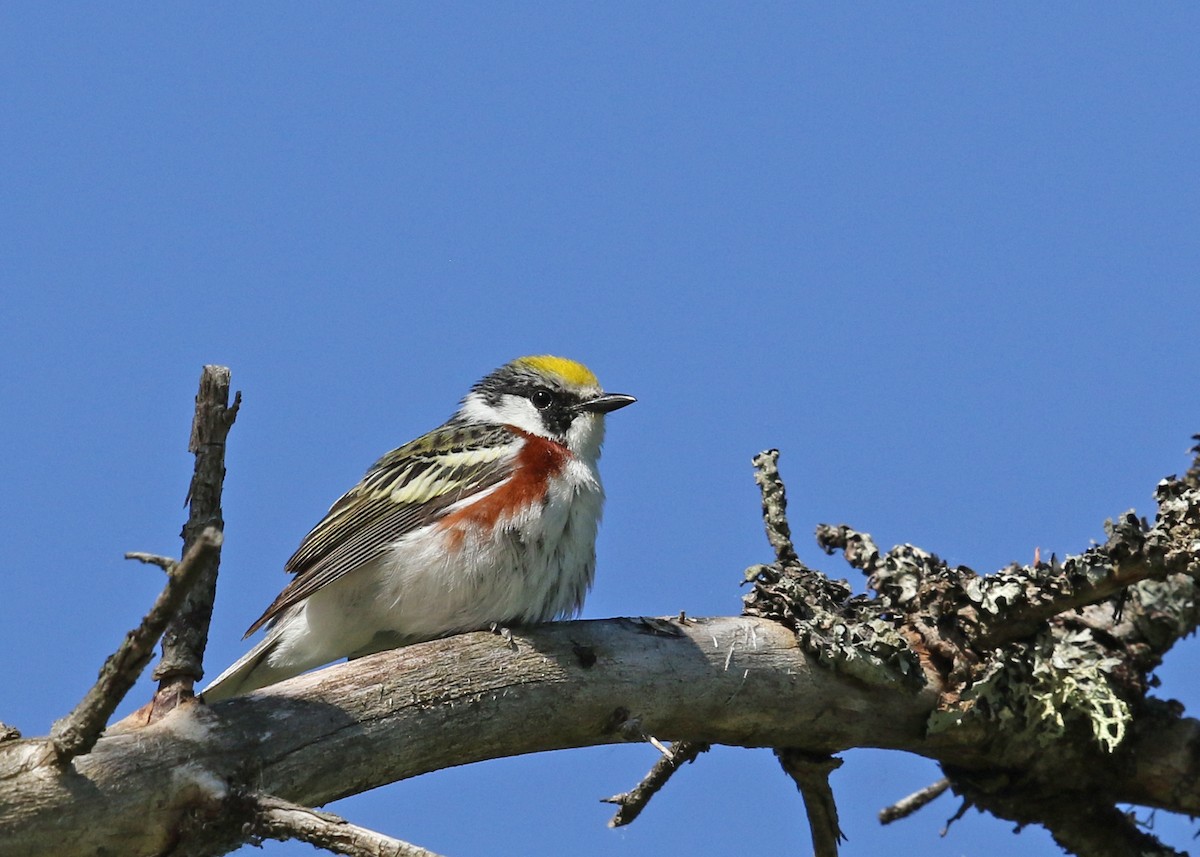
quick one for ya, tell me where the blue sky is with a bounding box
[3,5,1198,856]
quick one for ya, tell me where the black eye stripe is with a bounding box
[530,390,555,409]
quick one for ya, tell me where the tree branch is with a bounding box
[1,616,938,857]
[153,366,240,719]
[6,614,1199,857]
[1042,803,1184,857]
[247,794,445,857]
[952,775,1186,857]
[125,552,177,573]
[879,778,949,825]
[601,741,710,827]
[776,749,845,857]
[7,380,1199,857]
[752,448,799,566]
[972,490,1198,651]
[45,528,223,763]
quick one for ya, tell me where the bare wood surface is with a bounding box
[0,616,935,857]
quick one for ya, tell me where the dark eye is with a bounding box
[530,390,554,410]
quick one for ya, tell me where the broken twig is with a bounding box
[48,528,223,762]
[777,749,845,857]
[602,741,711,827]
[153,365,240,720]
[249,794,445,857]
[752,448,799,567]
[879,777,950,825]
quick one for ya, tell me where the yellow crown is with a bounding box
[515,355,599,388]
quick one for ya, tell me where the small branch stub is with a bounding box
[249,794,446,857]
[124,552,177,574]
[777,749,846,857]
[879,778,950,825]
[602,741,711,828]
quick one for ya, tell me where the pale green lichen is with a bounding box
[930,627,1130,753]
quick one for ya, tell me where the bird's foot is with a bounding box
[489,623,519,651]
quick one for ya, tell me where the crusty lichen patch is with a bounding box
[744,459,1200,761]
[929,628,1130,753]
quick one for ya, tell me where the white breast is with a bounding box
[297,453,605,648]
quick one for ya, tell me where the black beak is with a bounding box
[577,392,637,414]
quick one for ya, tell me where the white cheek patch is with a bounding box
[458,390,609,460]
[459,392,546,437]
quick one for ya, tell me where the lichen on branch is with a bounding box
[740,444,1200,855]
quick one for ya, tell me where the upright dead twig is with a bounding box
[751,452,847,855]
[152,366,240,719]
[752,448,799,567]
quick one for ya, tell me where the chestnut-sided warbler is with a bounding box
[201,355,634,700]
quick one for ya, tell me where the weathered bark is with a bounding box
[3,616,927,857]
[153,366,240,717]
[2,614,1198,857]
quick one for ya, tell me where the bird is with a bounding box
[201,355,635,701]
